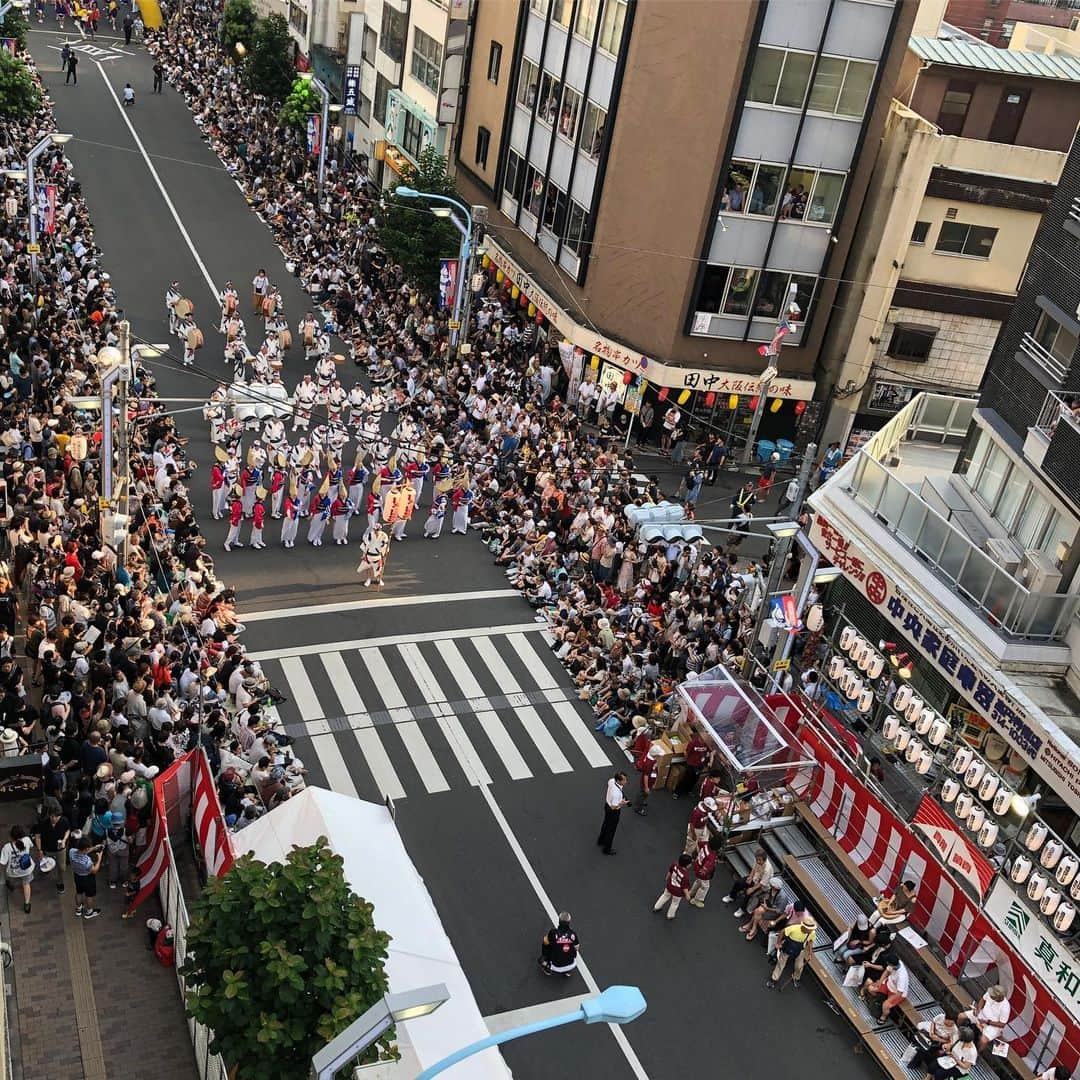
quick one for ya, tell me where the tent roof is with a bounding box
[231,787,508,1078]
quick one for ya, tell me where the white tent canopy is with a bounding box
[231,787,509,1078]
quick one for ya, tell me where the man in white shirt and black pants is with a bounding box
[597,773,628,856]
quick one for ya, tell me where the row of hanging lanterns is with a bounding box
[1010,819,1080,932]
[480,254,545,323]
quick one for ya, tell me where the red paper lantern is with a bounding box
[519,293,528,308]
[622,370,632,385]
[535,313,544,325]
[749,396,759,411]
[794,400,807,416]
[705,392,715,407]
[658,387,669,402]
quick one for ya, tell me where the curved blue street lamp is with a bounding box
[414,985,647,1079]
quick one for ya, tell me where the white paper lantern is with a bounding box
[893,685,913,713]
[1041,840,1064,870]
[916,750,934,775]
[1025,822,1048,852]
[857,687,874,713]
[928,718,950,747]
[806,604,824,633]
[966,806,986,833]
[978,821,999,848]
[991,786,1013,817]
[955,792,974,820]
[1040,888,1062,917]
[905,695,925,723]
[1027,872,1048,902]
[1071,876,1080,903]
[882,714,901,741]
[978,773,999,803]
[849,635,865,659]
[1055,855,1078,887]
[840,626,857,651]
[964,760,987,789]
[1011,854,1032,884]
[941,778,961,803]
[868,654,885,680]
[828,655,845,680]
[845,676,862,701]
[951,747,974,775]
[905,738,923,764]
[1054,902,1076,933]
[915,709,934,736]
[894,727,911,752]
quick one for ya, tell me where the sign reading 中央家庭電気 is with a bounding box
[985,878,1080,1024]
[807,512,1080,818]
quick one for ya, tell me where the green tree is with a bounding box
[278,76,322,131]
[1,4,29,51]
[0,52,41,123]
[242,13,294,103]
[379,147,462,297]
[181,840,394,1079]
[219,0,257,56]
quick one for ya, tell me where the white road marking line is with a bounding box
[506,633,561,691]
[473,638,571,774]
[395,721,450,794]
[474,783,650,1079]
[433,639,483,697]
[279,657,358,798]
[320,652,365,713]
[246,623,544,662]
[484,994,593,1036]
[94,61,218,301]
[243,588,520,621]
[550,701,614,769]
[399,643,491,786]
[358,647,406,709]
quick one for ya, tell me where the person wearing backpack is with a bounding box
[1,824,36,913]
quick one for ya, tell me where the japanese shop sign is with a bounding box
[809,512,1080,818]
[486,240,816,397]
[343,65,361,116]
[986,879,1080,1023]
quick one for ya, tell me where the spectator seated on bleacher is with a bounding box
[958,985,1011,1052]
[833,913,877,967]
[854,929,898,996]
[723,847,775,917]
[1037,1067,1072,1080]
[922,1026,979,1079]
[862,958,909,1024]
[739,877,786,941]
[869,879,917,928]
[766,902,813,960]
[906,1010,960,1072]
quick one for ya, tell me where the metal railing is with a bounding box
[1071,195,1080,227]
[1020,331,1070,383]
[1034,387,1080,440]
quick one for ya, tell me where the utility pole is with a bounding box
[749,442,817,679]
[740,368,775,466]
[116,320,132,561]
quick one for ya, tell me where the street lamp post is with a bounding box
[301,74,341,202]
[394,187,484,363]
[26,132,72,282]
[415,985,647,1080]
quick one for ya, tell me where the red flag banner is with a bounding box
[44,184,56,236]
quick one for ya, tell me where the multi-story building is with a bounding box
[804,126,1080,1064]
[816,20,1080,446]
[451,0,916,399]
[946,0,1080,47]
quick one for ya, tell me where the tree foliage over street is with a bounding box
[0,52,41,123]
[242,13,294,104]
[219,0,257,55]
[1,4,29,51]
[379,147,463,297]
[181,840,394,1079]
[278,77,322,131]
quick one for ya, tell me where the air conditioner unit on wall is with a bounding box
[1021,549,1063,594]
[984,537,1024,576]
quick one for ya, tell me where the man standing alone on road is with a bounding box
[123,10,133,44]
[597,772,628,855]
[152,60,164,93]
[60,42,71,72]
[64,51,78,84]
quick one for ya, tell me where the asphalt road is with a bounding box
[27,28,878,1080]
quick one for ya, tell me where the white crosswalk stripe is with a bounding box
[268,632,611,798]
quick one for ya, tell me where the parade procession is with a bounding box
[189,275,468,587]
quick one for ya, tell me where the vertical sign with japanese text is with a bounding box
[343,65,361,116]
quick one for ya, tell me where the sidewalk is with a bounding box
[0,800,196,1080]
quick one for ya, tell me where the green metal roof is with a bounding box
[909,35,1080,80]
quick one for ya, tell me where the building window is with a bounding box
[522,164,544,217]
[357,93,372,124]
[808,56,876,118]
[887,323,937,362]
[698,266,730,314]
[504,149,525,202]
[697,265,816,323]
[475,126,491,169]
[517,59,538,109]
[374,72,392,125]
[937,81,973,136]
[565,200,590,255]
[747,163,786,217]
[379,5,406,63]
[402,111,426,159]
[746,47,814,110]
[1032,309,1079,371]
[411,27,443,94]
[753,271,815,320]
[288,1,307,36]
[575,0,600,39]
[599,0,627,54]
[559,85,582,141]
[974,444,1010,508]
[537,71,561,126]
[542,182,568,235]
[785,167,845,224]
[581,101,606,157]
[530,0,547,12]
[1001,20,1015,40]
[551,0,572,27]
[934,221,997,258]
[910,220,930,244]
[361,24,376,64]
[487,41,502,83]
[724,267,759,316]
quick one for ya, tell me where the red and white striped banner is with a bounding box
[912,794,995,898]
[790,725,1078,1071]
[192,750,233,877]
[125,755,188,915]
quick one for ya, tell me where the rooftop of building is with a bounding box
[910,33,1080,77]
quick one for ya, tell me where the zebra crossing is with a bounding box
[255,627,617,801]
